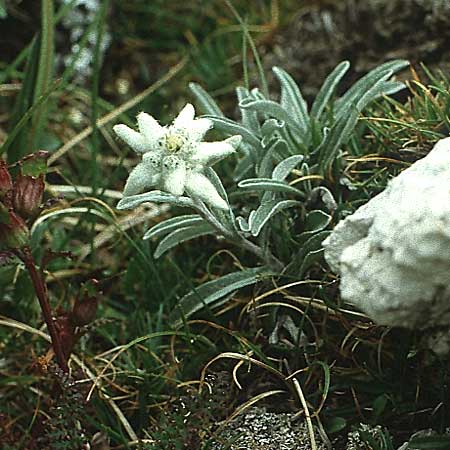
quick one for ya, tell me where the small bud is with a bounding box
[71,280,100,326]
[72,296,98,326]
[0,208,29,250]
[0,160,12,200]
[12,174,45,219]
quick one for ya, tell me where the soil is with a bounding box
[260,0,450,100]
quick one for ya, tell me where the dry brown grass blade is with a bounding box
[292,377,317,450]
[77,203,169,261]
[216,388,286,433]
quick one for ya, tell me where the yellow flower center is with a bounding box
[165,133,185,153]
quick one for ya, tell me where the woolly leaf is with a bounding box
[154,223,215,258]
[170,267,272,326]
[238,178,305,197]
[116,191,194,210]
[272,155,304,181]
[204,116,261,148]
[311,60,350,120]
[143,214,203,240]
[250,199,301,237]
[272,66,309,134]
[189,82,224,117]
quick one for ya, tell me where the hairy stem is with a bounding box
[19,247,69,373]
[194,200,284,272]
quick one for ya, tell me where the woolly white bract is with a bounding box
[114,103,241,210]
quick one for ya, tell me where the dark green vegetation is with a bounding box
[1,1,450,449]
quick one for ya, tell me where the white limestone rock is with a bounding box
[323,137,450,331]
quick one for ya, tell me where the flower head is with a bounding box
[113,104,241,210]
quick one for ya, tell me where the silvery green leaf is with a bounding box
[310,61,350,121]
[239,98,303,135]
[250,199,301,237]
[355,75,402,113]
[298,247,326,278]
[336,59,409,120]
[233,152,254,181]
[250,87,266,100]
[204,116,261,148]
[304,210,332,233]
[272,66,309,135]
[238,178,305,197]
[261,118,285,139]
[189,82,224,117]
[154,223,215,258]
[237,216,251,232]
[378,80,406,96]
[287,230,331,275]
[117,191,195,210]
[204,168,229,205]
[236,86,261,134]
[143,214,204,240]
[204,167,237,233]
[308,186,338,211]
[318,105,360,173]
[169,267,272,326]
[272,155,304,181]
[246,210,257,229]
[259,137,288,178]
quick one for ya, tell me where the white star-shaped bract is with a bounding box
[113,104,241,210]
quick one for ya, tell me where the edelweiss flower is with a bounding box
[113,104,242,210]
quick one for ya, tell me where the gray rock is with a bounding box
[323,138,450,338]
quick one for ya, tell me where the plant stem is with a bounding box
[19,246,69,373]
[193,200,284,272]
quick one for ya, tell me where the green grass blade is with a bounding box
[5,36,40,162]
[1,79,61,159]
[28,0,55,153]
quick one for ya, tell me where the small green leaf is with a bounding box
[20,151,49,177]
[170,267,272,326]
[154,223,215,258]
[304,210,332,233]
[372,394,388,421]
[324,417,347,434]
